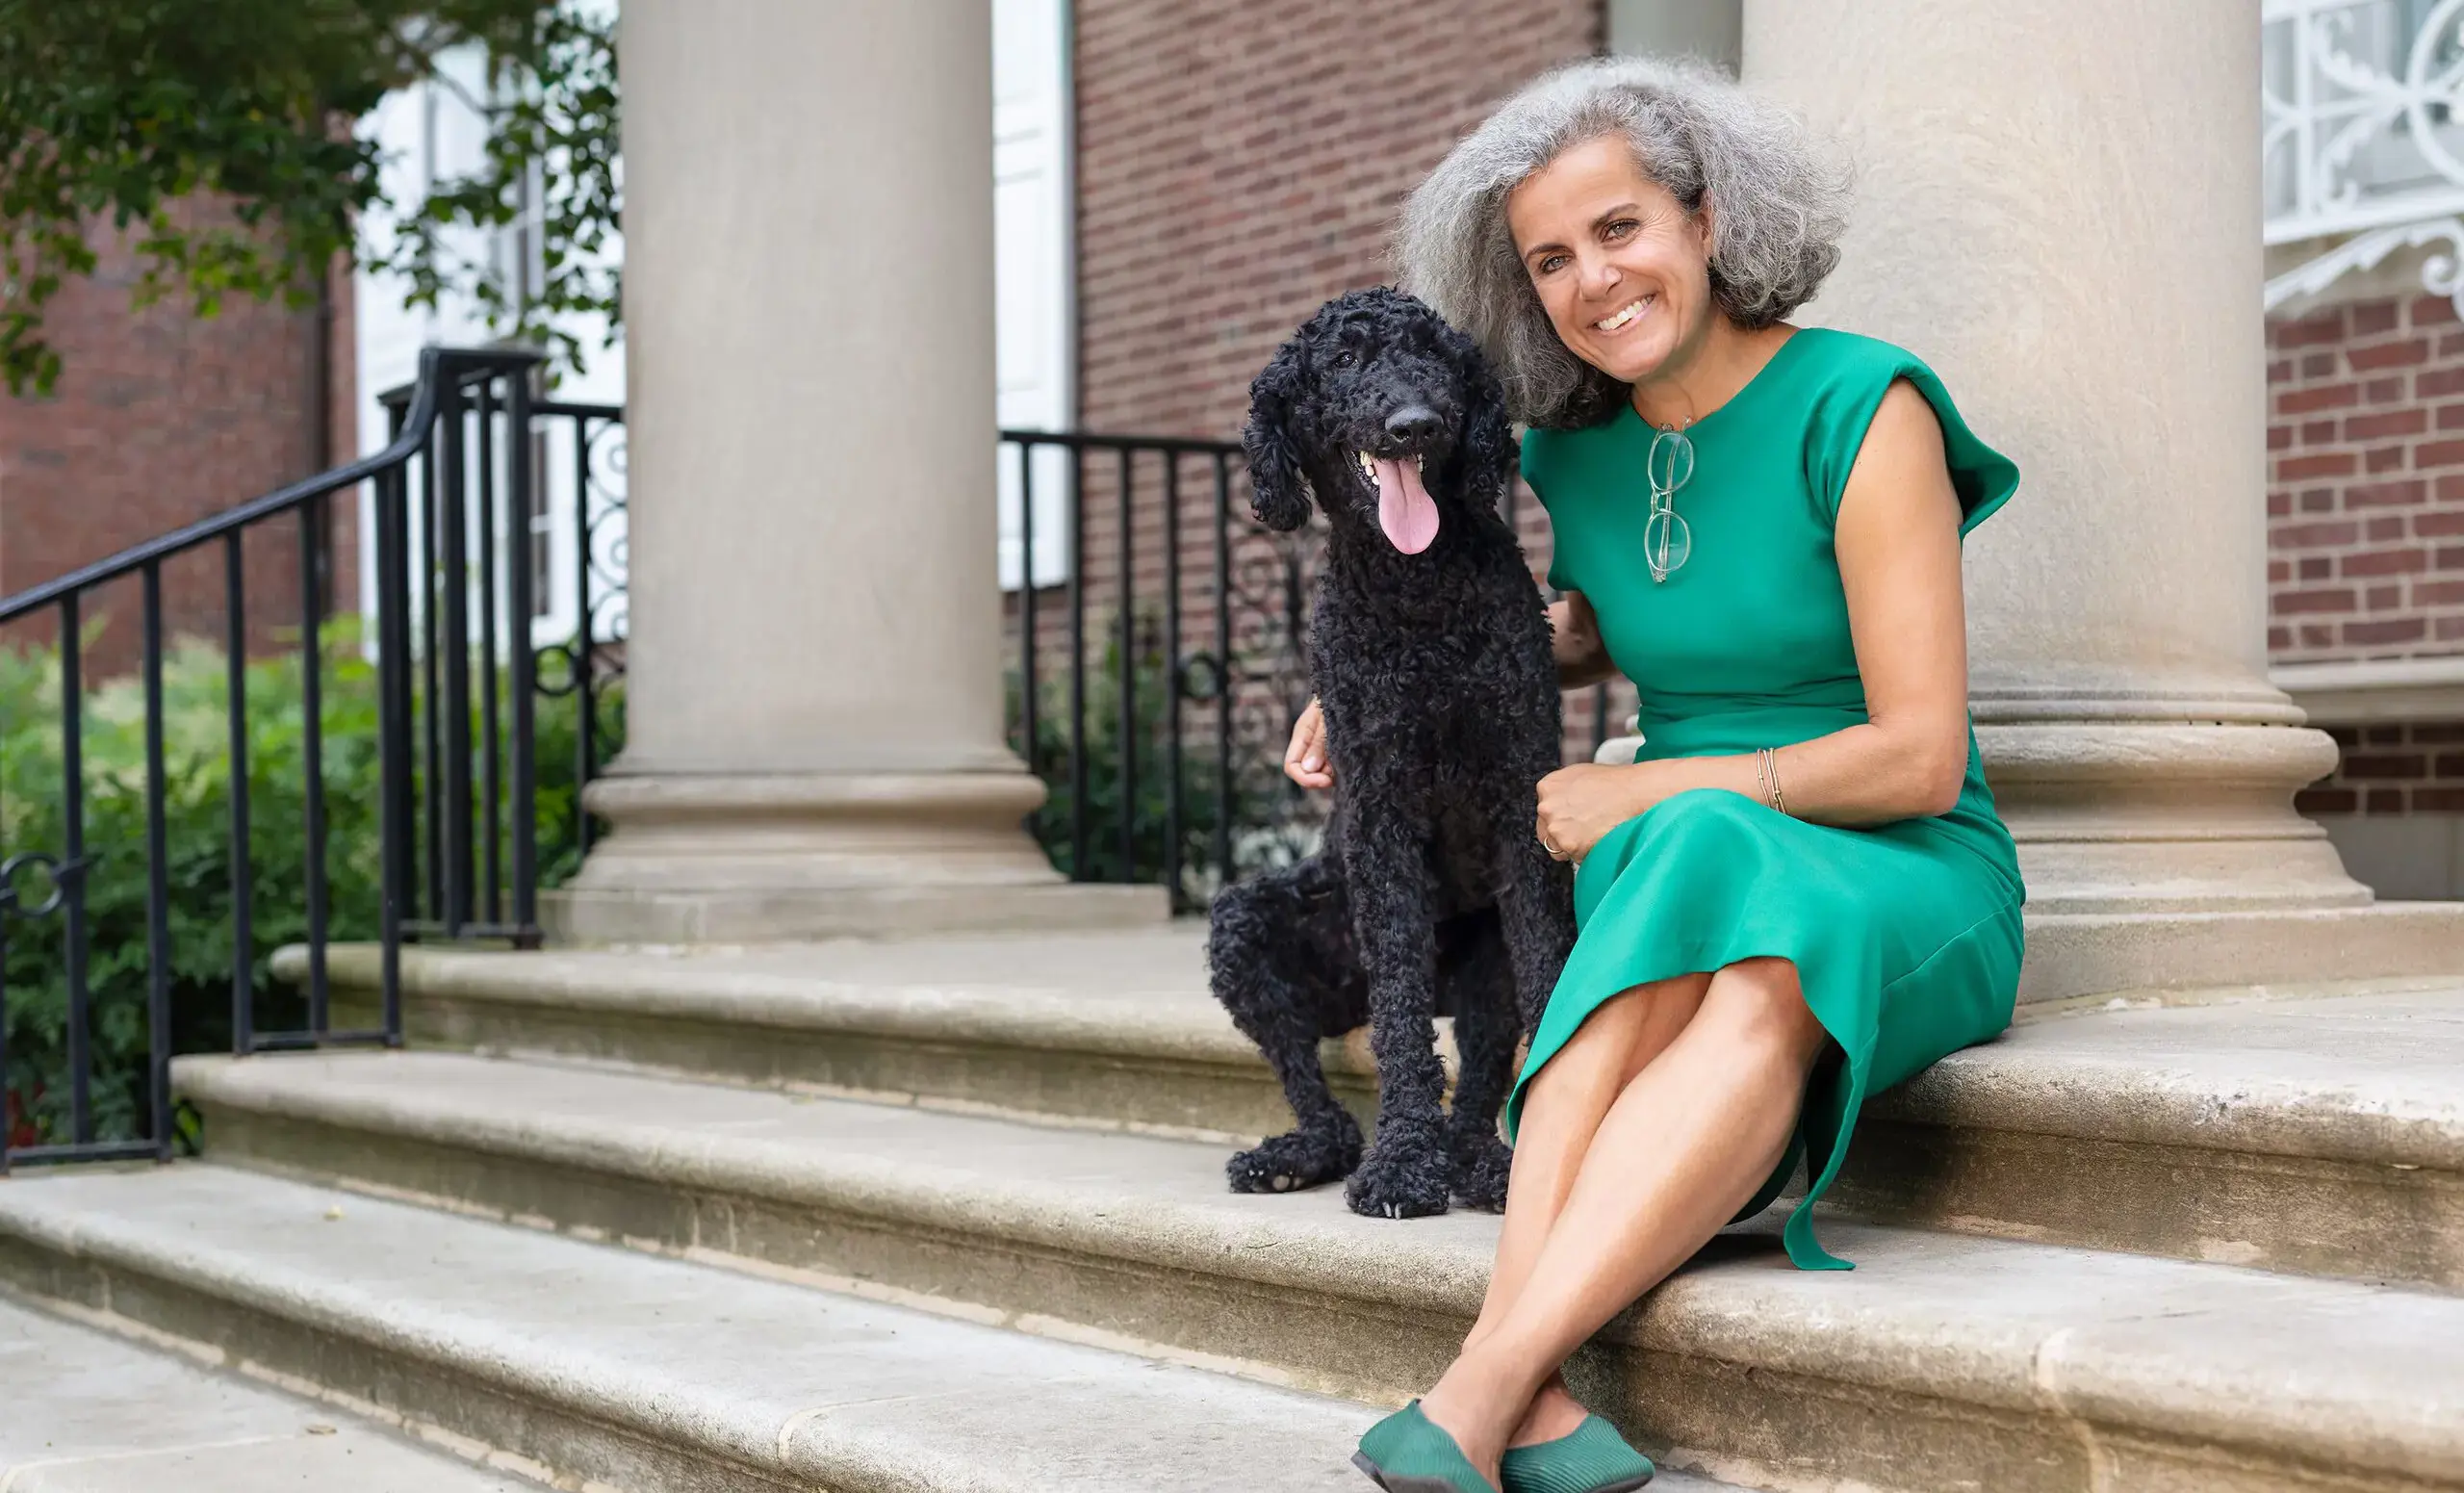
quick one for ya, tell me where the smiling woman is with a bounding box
[1321,56,2030,1493]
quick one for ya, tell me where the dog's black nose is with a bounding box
[1384,406,1443,445]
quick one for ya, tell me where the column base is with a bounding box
[542,880,1169,945]
[552,770,1171,945]
[2019,901,2464,1005]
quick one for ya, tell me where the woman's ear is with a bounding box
[1242,343,1313,531]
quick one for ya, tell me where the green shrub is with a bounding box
[0,627,616,1151]
[1012,611,1303,904]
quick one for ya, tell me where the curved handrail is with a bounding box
[0,346,543,625]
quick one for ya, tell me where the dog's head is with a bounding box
[1241,287,1514,555]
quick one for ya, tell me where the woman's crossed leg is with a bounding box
[1426,957,1832,1484]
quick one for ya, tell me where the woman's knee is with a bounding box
[1530,973,1709,1099]
[1694,958,1829,1070]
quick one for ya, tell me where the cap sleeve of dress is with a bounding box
[1804,336,2019,538]
[1521,429,1582,594]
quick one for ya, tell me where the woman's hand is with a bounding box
[1534,761,1662,862]
[1284,697,1333,789]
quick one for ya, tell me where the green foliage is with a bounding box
[1,631,382,1147]
[1014,613,1261,902]
[0,626,617,1150]
[0,0,619,396]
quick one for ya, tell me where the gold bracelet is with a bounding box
[1758,747,1788,816]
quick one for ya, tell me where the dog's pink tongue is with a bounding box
[1373,456,1440,554]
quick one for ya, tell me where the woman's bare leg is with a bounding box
[1419,958,1830,1483]
[1466,972,1710,1445]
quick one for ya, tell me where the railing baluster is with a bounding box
[475,377,503,926]
[440,379,474,934]
[1162,452,1185,910]
[140,563,172,1160]
[376,439,411,1043]
[1067,445,1088,881]
[225,533,254,1053]
[1212,453,1234,891]
[573,418,598,856]
[506,373,540,941]
[1116,447,1137,881]
[0,878,12,1172]
[423,435,445,921]
[299,500,330,1035]
[59,594,90,1143]
[1018,440,1038,771]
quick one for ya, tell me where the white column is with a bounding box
[1741,0,2464,995]
[552,0,1160,941]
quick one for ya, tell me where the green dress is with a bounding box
[1506,327,2027,1273]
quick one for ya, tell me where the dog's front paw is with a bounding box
[1227,1120,1362,1195]
[1345,1132,1452,1220]
[1448,1130,1513,1212]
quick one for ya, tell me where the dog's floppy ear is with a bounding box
[1242,341,1313,532]
[1456,338,1519,498]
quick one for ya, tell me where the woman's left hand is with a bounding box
[1534,762,1661,863]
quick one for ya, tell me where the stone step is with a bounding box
[306,939,2464,1290]
[0,1291,544,1491]
[309,928,1393,1142]
[173,1048,2464,1493]
[0,1166,1765,1493]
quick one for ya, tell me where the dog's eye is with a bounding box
[1330,348,1358,370]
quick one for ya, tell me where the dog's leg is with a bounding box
[1495,835,1578,1036]
[1342,831,1453,1221]
[1438,912,1517,1211]
[1210,864,1366,1195]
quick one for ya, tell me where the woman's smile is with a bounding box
[1589,293,1656,335]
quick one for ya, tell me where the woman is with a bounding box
[1296,58,2028,1493]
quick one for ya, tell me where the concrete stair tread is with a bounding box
[170,1048,2464,1491]
[0,1164,1745,1493]
[1886,983,2464,1167]
[325,927,1243,1059]
[0,1293,542,1491]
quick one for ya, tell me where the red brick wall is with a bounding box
[0,222,354,676]
[2296,722,2464,816]
[1026,0,1628,777]
[2267,293,2464,661]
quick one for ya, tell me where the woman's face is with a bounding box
[1505,135,1714,385]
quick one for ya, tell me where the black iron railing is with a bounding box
[1,362,1596,1168]
[0,347,626,1170]
[998,431,1615,913]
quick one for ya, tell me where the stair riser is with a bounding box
[1832,1120,2464,1292]
[335,986,1381,1143]
[196,1104,2456,1493]
[0,1238,806,1493]
[341,986,2460,1293]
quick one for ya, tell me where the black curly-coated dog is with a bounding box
[1210,287,1578,1220]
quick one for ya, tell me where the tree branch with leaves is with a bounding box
[0,0,619,398]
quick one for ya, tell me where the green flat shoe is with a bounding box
[1353,1400,1502,1493]
[1500,1414,1655,1493]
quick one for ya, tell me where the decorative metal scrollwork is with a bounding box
[0,852,68,920]
[2266,0,2464,314]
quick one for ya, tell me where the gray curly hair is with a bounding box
[1395,55,1852,428]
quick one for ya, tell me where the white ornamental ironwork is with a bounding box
[2264,0,2464,314]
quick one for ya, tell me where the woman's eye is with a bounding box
[1537,254,1568,275]
[1604,219,1637,241]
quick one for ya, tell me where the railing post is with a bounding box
[506,370,541,942]
[439,373,475,936]
[140,563,172,1161]
[225,533,254,1053]
[59,595,90,1142]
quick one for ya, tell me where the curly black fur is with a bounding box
[1210,287,1578,1220]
